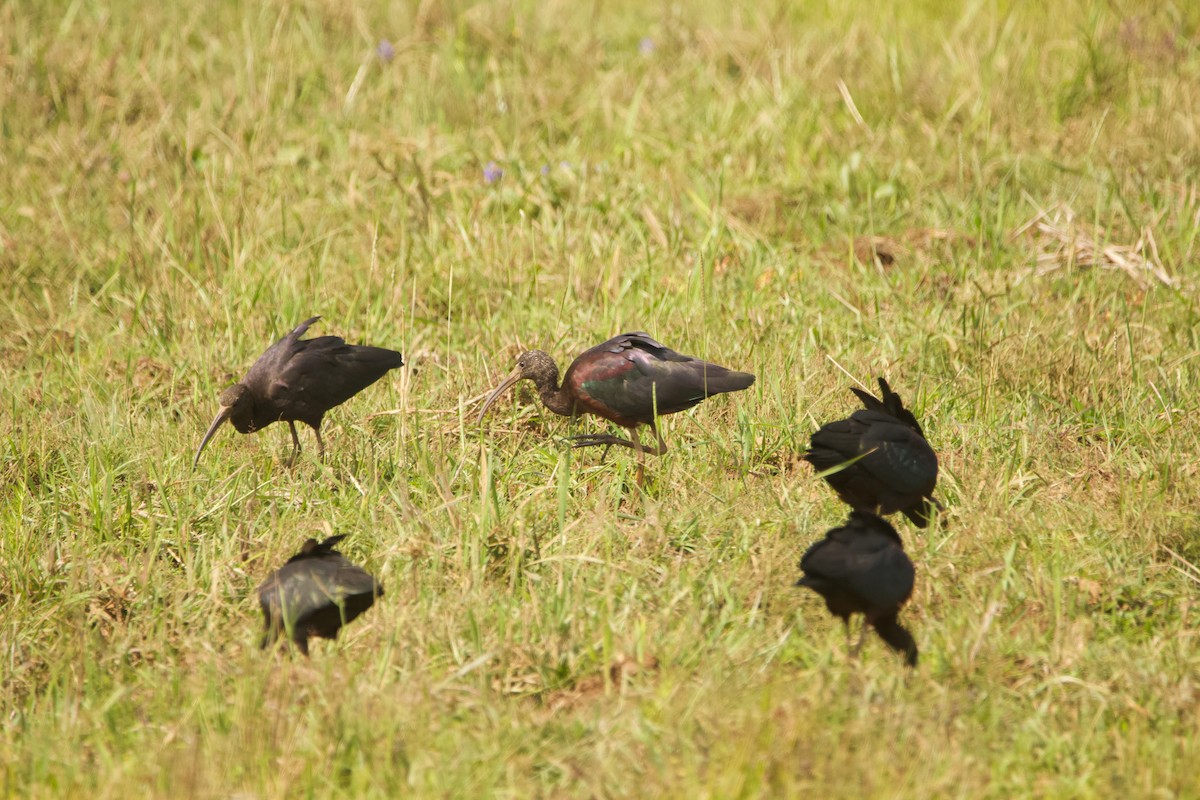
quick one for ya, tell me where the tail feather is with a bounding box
[346,345,405,370]
[693,365,755,395]
[850,378,925,436]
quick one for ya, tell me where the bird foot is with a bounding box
[568,434,636,452]
[848,620,869,659]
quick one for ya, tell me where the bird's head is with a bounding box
[476,350,558,423]
[218,383,252,410]
[514,350,558,385]
[192,383,254,468]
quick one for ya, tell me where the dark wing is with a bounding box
[285,534,348,564]
[261,556,381,624]
[276,317,323,350]
[806,410,937,498]
[845,541,914,612]
[567,332,754,422]
[850,378,926,437]
[799,518,914,611]
[296,559,383,639]
[326,560,384,603]
[855,416,938,496]
[258,533,383,651]
[242,316,321,383]
[596,332,674,357]
[241,316,322,408]
[262,337,402,423]
[796,534,866,618]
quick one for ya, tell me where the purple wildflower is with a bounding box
[377,39,396,63]
[638,37,655,56]
[483,161,503,184]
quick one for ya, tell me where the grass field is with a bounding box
[3,0,1200,796]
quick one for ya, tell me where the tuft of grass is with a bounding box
[2,0,1200,796]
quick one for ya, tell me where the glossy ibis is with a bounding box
[804,377,941,527]
[796,511,918,667]
[193,316,403,467]
[258,534,384,656]
[476,332,754,470]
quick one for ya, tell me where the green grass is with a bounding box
[3,0,1200,796]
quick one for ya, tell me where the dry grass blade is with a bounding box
[1162,544,1200,587]
[1013,202,1177,288]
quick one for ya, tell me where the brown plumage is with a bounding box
[193,316,403,467]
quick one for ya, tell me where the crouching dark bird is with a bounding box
[193,316,403,467]
[258,535,384,656]
[796,511,918,667]
[804,377,941,528]
[476,332,755,466]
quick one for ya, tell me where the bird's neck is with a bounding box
[534,377,575,417]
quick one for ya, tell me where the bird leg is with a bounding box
[633,428,646,487]
[571,426,668,486]
[568,433,639,451]
[645,423,667,457]
[286,421,303,467]
[569,425,668,457]
[313,425,326,459]
[848,618,870,659]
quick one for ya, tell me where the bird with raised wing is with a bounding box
[193,317,403,467]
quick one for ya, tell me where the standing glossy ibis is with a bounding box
[476,331,754,471]
[796,510,918,667]
[804,377,941,527]
[258,534,384,656]
[193,316,403,467]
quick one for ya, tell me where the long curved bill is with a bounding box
[476,367,525,424]
[193,405,232,468]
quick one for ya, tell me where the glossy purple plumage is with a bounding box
[562,332,755,427]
